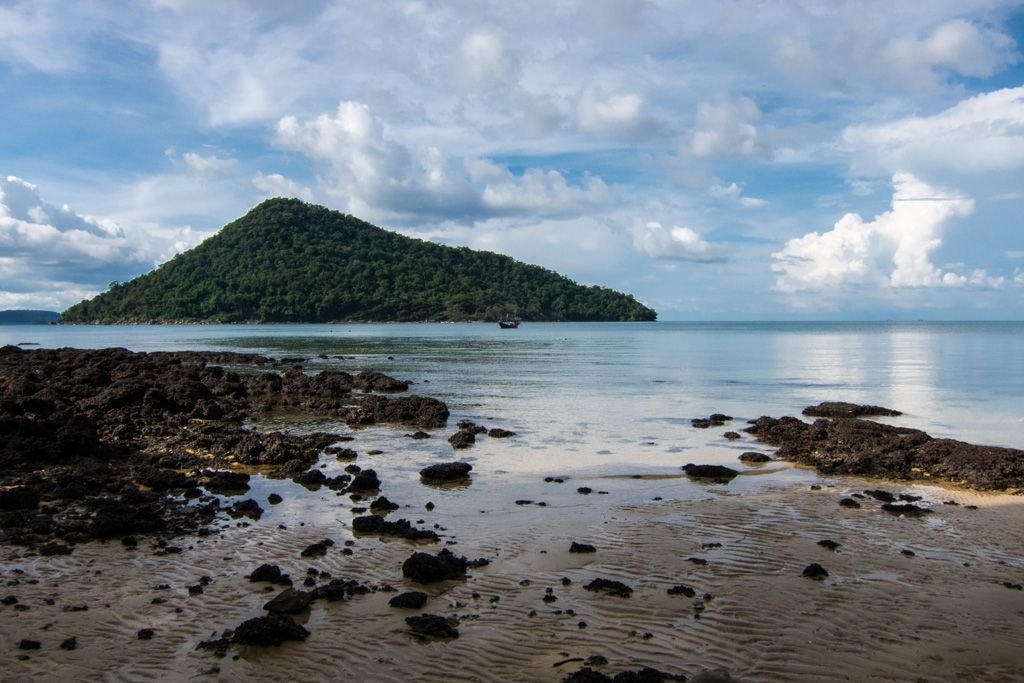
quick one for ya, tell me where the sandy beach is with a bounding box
[2,346,1024,682]
[3,468,1023,682]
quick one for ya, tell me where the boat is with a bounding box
[498,316,521,329]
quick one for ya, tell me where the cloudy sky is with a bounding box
[2,0,1024,319]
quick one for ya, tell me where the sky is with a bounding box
[2,0,1024,320]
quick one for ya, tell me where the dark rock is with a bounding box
[863,489,896,503]
[38,543,73,556]
[267,493,283,505]
[407,431,431,439]
[248,564,288,584]
[349,394,449,429]
[263,588,311,615]
[369,496,400,513]
[817,539,841,551]
[346,469,381,492]
[59,637,77,650]
[353,371,410,393]
[682,464,739,481]
[723,431,741,440]
[570,542,597,554]
[231,614,309,646]
[405,613,459,639]
[487,428,515,438]
[227,499,264,520]
[292,469,328,488]
[881,503,932,517]
[447,430,476,449]
[838,497,862,509]
[137,628,155,640]
[583,578,633,597]
[0,486,39,510]
[1003,582,1023,590]
[803,402,901,418]
[739,452,771,464]
[401,548,468,583]
[802,563,829,579]
[18,639,41,650]
[310,578,370,602]
[420,462,473,483]
[747,413,1024,490]
[577,487,593,495]
[300,539,335,557]
[351,515,439,541]
[388,591,428,609]
[667,584,696,597]
[689,670,737,683]
[203,471,251,494]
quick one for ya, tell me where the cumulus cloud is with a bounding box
[690,95,763,159]
[881,19,1017,83]
[0,176,210,310]
[632,221,715,261]
[844,87,1024,178]
[576,86,646,134]
[252,172,314,202]
[275,100,615,222]
[772,173,993,292]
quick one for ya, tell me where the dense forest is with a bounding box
[62,199,657,323]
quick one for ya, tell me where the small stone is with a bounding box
[802,563,829,580]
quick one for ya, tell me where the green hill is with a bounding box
[0,310,60,324]
[62,198,656,323]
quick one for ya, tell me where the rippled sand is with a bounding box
[3,464,1023,683]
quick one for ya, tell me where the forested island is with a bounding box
[0,310,60,325]
[62,199,656,323]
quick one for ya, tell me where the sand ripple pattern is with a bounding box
[3,478,1024,682]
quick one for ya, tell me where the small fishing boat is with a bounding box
[498,316,520,329]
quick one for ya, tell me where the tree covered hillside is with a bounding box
[62,199,657,323]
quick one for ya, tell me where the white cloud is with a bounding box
[772,173,988,292]
[844,87,1024,178]
[456,28,513,87]
[709,181,767,208]
[181,152,237,176]
[632,221,714,261]
[252,172,314,202]
[881,19,1016,83]
[690,95,763,158]
[576,86,645,134]
[275,100,615,222]
[0,175,211,310]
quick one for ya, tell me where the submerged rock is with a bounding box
[419,462,473,483]
[405,613,459,639]
[681,464,739,482]
[583,578,633,597]
[263,588,311,615]
[802,563,829,579]
[402,548,469,583]
[389,591,428,609]
[802,402,901,418]
[231,614,309,646]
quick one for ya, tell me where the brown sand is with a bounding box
[2,472,1023,682]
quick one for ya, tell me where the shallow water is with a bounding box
[4,321,1024,681]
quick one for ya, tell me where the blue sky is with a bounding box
[2,0,1023,320]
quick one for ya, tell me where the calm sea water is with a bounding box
[3,320,1022,529]
[3,321,1022,484]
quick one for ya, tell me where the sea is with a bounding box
[2,321,1021,491]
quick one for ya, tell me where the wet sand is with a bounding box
[3,470,1023,682]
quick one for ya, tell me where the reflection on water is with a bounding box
[2,321,1022,461]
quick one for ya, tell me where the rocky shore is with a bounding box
[746,401,1024,491]
[2,349,1023,681]
[0,345,448,548]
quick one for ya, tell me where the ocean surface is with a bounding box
[3,321,1021,486]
